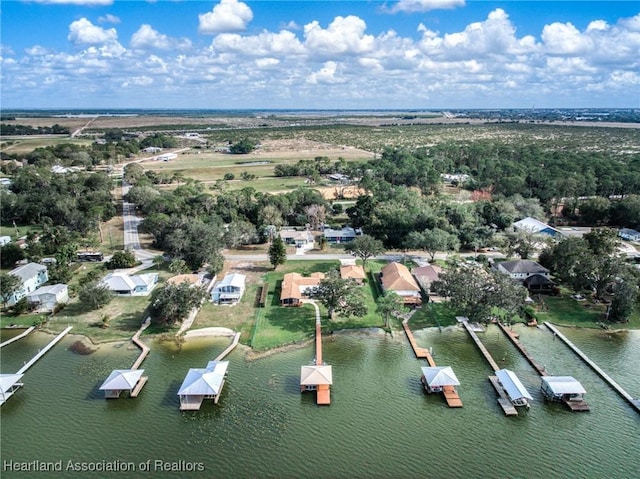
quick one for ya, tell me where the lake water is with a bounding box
[1,324,638,479]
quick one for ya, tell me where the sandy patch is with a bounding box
[184,327,236,338]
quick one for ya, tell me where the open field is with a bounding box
[0,136,93,155]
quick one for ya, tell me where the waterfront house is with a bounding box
[412,264,442,295]
[619,228,640,242]
[26,284,69,311]
[7,262,49,306]
[211,273,246,305]
[495,369,533,407]
[420,366,460,393]
[494,260,550,282]
[99,369,147,399]
[101,272,158,296]
[177,360,229,410]
[279,229,315,252]
[0,374,24,406]
[280,272,325,306]
[379,262,422,305]
[340,264,366,283]
[323,226,361,243]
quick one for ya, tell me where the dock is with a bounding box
[460,320,522,415]
[214,331,241,362]
[402,318,462,408]
[0,326,36,349]
[544,322,639,414]
[496,322,548,376]
[17,326,72,375]
[315,320,330,405]
[130,318,151,370]
[299,300,331,405]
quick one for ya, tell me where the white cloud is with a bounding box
[130,25,191,51]
[212,30,304,56]
[98,14,121,25]
[541,22,592,55]
[121,76,154,88]
[306,61,345,84]
[388,0,464,14]
[199,0,253,34]
[68,18,118,45]
[304,16,374,56]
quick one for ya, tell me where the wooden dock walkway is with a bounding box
[17,326,72,375]
[402,318,462,408]
[130,318,151,370]
[489,376,518,416]
[214,332,241,362]
[461,321,500,372]
[496,322,548,376]
[544,322,640,414]
[0,326,35,349]
[313,305,331,405]
[129,376,148,398]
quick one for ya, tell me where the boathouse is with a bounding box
[495,369,533,407]
[99,369,147,399]
[420,366,460,394]
[541,376,586,403]
[300,365,333,393]
[0,374,24,406]
[177,360,229,410]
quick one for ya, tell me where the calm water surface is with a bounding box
[1,324,638,479]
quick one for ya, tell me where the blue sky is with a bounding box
[1,0,638,109]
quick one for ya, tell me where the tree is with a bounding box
[150,282,208,326]
[433,262,527,322]
[229,138,256,154]
[376,291,406,328]
[106,250,137,269]
[78,282,113,311]
[583,228,618,256]
[344,235,384,270]
[404,228,459,261]
[268,235,287,270]
[0,243,25,268]
[0,273,21,308]
[309,270,367,320]
[607,274,639,323]
[152,255,165,270]
[169,258,189,274]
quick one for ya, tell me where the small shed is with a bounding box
[99,369,146,399]
[0,373,24,405]
[177,360,229,410]
[420,366,460,393]
[496,369,533,407]
[541,376,586,402]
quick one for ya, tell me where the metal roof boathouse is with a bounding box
[421,366,461,393]
[99,369,147,399]
[0,374,25,406]
[495,369,533,408]
[541,376,589,411]
[178,360,229,410]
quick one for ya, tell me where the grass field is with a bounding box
[534,295,640,330]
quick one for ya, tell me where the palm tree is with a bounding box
[376,291,405,329]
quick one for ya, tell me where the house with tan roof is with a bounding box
[379,262,422,305]
[280,272,325,306]
[340,264,366,284]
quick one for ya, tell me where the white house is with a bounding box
[513,217,563,237]
[26,284,69,311]
[494,260,550,282]
[279,229,315,252]
[323,227,361,243]
[101,272,158,296]
[619,228,640,242]
[6,262,49,306]
[211,273,246,305]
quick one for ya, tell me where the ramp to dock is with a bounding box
[214,332,241,362]
[17,327,72,375]
[544,322,639,414]
[496,322,548,376]
[0,327,36,349]
[131,318,151,370]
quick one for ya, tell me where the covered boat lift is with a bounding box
[541,376,589,411]
[495,369,533,407]
[421,366,460,393]
[0,374,24,406]
[177,360,229,411]
[300,365,333,398]
[99,369,147,399]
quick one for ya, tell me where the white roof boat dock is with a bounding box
[0,374,25,406]
[541,376,589,411]
[494,369,533,409]
[99,369,147,399]
[178,360,229,411]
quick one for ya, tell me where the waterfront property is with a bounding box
[540,376,589,411]
[379,262,422,306]
[280,272,325,306]
[100,272,158,296]
[493,260,550,282]
[99,369,147,399]
[211,273,246,305]
[0,373,24,406]
[6,262,49,306]
[26,284,69,311]
[300,302,331,405]
[339,264,366,283]
[495,369,533,408]
[412,264,442,296]
[177,360,229,410]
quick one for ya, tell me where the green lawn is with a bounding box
[534,295,640,330]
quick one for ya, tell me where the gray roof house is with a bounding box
[101,272,158,296]
[494,260,550,281]
[26,284,69,311]
[7,262,49,306]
